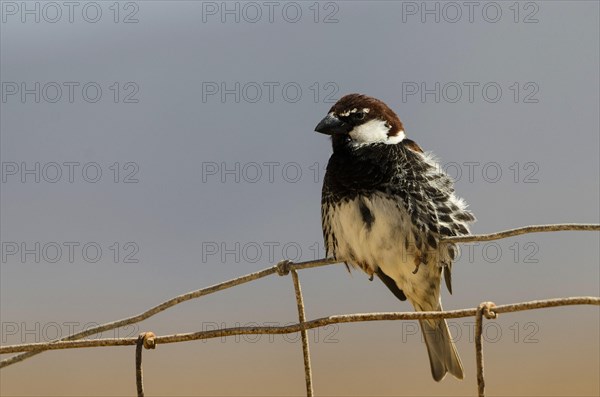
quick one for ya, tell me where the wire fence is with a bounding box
[1,224,599,397]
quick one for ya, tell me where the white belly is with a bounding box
[326,192,441,310]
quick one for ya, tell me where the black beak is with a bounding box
[314,114,350,135]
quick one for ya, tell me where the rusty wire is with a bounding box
[2,297,598,355]
[135,335,144,397]
[1,223,599,396]
[291,267,314,397]
[135,332,156,397]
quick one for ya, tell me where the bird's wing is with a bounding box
[386,141,476,293]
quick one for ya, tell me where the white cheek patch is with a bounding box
[386,129,406,144]
[349,119,405,144]
[349,119,389,142]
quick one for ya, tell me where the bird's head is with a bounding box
[314,93,405,145]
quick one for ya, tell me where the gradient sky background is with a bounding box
[1,1,599,396]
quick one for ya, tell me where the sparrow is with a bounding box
[315,93,475,381]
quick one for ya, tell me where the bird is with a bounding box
[315,93,475,381]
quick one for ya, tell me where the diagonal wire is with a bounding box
[0,259,336,369]
[0,224,599,397]
[443,223,599,244]
[2,224,597,369]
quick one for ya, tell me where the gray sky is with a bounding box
[1,1,599,396]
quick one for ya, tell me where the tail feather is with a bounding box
[419,318,464,381]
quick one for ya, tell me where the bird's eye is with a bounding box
[354,112,365,120]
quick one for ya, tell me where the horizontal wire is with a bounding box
[2,297,598,354]
[1,223,598,370]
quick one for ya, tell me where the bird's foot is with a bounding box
[412,256,421,274]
